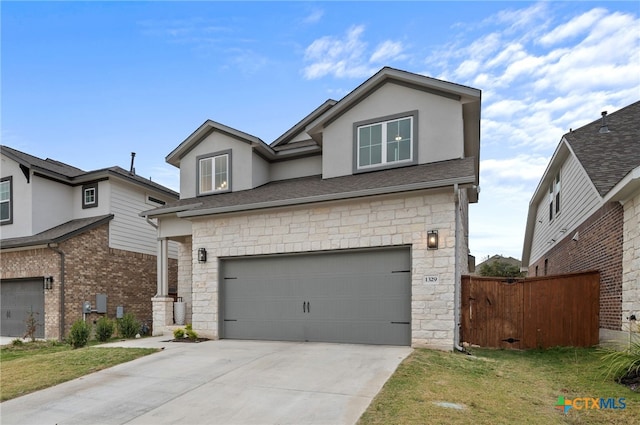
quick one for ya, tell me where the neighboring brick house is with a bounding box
[143,67,481,350]
[521,101,640,342]
[0,146,179,340]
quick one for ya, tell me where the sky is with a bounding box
[2,1,639,262]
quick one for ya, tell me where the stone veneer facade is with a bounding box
[184,190,465,350]
[622,192,640,333]
[1,223,177,340]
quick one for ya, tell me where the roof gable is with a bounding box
[166,120,270,167]
[305,67,481,141]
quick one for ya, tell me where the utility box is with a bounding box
[116,306,124,319]
[83,301,92,314]
[96,294,107,313]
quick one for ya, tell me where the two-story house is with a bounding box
[0,146,179,340]
[143,67,481,350]
[521,101,640,343]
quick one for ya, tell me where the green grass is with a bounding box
[0,340,158,401]
[359,347,640,425]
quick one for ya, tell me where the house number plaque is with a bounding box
[424,275,439,284]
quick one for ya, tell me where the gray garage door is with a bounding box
[1,278,45,338]
[221,247,411,345]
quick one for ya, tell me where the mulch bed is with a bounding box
[619,370,640,392]
[163,338,211,343]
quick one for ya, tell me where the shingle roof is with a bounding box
[0,145,85,177]
[564,101,640,196]
[0,215,113,249]
[1,145,178,198]
[146,157,476,218]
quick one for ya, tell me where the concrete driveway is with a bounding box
[0,337,411,425]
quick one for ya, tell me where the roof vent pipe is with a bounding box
[599,111,610,134]
[130,152,136,174]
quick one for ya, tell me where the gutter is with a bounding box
[47,244,65,341]
[453,183,465,353]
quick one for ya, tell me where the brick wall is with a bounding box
[528,202,624,330]
[188,190,459,350]
[1,223,177,339]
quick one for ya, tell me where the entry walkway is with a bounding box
[1,337,411,425]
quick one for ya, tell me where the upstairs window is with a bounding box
[354,111,418,172]
[548,172,560,221]
[198,151,231,195]
[0,176,13,225]
[82,183,98,209]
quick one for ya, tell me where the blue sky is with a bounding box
[2,1,639,262]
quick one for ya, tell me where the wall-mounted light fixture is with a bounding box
[44,276,54,290]
[198,247,207,263]
[427,230,439,250]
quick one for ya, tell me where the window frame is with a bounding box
[353,110,419,173]
[0,176,13,225]
[548,172,561,222]
[196,150,232,196]
[82,183,98,209]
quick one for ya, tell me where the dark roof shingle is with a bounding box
[564,101,640,196]
[148,158,476,217]
[1,215,113,249]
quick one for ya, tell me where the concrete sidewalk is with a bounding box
[0,338,411,425]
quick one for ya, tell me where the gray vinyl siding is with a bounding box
[109,181,178,258]
[529,154,601,265]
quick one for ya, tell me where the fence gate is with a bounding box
[461,271,599,349]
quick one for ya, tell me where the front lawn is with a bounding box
[359,347,639,424]
[0,340,158,401]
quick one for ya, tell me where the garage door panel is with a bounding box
[221,247,411,345]
[1,279,45,338]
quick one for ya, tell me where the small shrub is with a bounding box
[601,340,640,385]
[186,328,198,341]
[173,328,185,339]
[95,317,115,342]
[68,319,91,348]
[23,309,40,342]
[11,338,24,346]
[117,313,141,339]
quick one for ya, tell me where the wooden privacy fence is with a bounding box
[461,271,600,349]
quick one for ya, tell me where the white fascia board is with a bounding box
[605,165,640,203]
[140,203,203,218]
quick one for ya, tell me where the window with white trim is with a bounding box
[198,152,230,195]
[548,172,560,221]
[356,114,415,170]
[82,183,98,209]
[0,176,12,224]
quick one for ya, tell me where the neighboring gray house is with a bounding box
[0,146,178,339]
[143,67,481,350]
[521,101,640,342]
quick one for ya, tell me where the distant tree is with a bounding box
[478,260,526,278]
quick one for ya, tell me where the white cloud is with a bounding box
[303,25,374,79]
[302,8,324,24]
[539,8,607,46]
[481,154,549,181]
[370,40,405,63]
[302,26,407,80]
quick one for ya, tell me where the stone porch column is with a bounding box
[152,238,173,335]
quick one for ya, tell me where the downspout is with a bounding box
[47,244,65,341]
[453,184,465,353]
